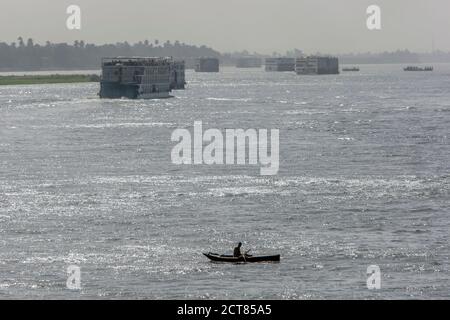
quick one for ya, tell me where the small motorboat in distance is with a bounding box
[203,252,280,263]
[342,67,360,72]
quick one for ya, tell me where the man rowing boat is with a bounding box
[233,242,252,257]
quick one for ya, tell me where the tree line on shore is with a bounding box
[0,38,221,71]
[1,37,450,71]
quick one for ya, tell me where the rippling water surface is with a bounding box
[0,65,449,299]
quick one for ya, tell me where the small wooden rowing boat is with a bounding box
[203,252,280,263]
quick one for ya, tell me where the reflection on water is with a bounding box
[0,66,449,299]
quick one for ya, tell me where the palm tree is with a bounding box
[17,37,25,47]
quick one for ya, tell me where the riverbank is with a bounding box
[0,74,100,86]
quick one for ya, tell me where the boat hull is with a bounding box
[99,82,173,99]
[203,253,280,263]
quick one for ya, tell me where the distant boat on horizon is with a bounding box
[404,66,433,72]
[342,67,360,72]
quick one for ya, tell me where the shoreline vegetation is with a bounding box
[0,74,100,86]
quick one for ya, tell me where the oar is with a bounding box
[242,249,252,263]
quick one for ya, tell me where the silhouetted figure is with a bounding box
[233,242,242,257]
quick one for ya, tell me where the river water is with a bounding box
[0,65,449,299]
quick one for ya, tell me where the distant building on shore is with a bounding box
[236,57,262,68]
[99,57,185,99]
[295,56,339,75]
[265,58,295,72]
[195,57,220,72]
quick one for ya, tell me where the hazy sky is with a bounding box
[1,0,450,54]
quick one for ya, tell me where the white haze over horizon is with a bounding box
[1,0,450,54]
